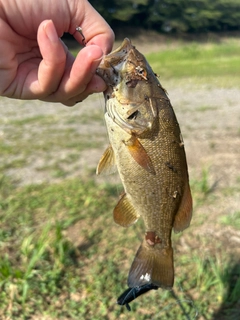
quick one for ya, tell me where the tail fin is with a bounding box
[127,239,174,289]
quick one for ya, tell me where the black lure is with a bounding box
[117,283,159,311]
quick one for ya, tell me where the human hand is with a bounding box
[0,0,114,106]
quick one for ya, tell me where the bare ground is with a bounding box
[1,84,240,248]
[1,85,239,187]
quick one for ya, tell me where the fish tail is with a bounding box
[127,239,174,289]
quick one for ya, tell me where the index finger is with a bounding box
[71,1,114,54]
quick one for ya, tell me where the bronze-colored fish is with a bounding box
[96,39,192,289]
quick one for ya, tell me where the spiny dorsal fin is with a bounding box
[113,193,140,227]
[96,145,116,175]
[124,135,155,175]
[173,182,192,233]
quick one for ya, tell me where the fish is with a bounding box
[96,38,192,292]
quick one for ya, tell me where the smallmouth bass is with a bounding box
[96,39,192,293]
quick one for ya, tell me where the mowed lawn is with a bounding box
[0,37,240,319]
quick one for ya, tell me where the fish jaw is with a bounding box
[96,38,133,87]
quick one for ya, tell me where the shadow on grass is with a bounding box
[212,262,240,320]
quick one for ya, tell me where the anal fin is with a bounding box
[114,193,139,227]
[124,135,155,175]
[96,145,116,175]
[173,182,192,233]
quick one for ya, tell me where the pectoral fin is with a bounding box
[124,136,155,175]
[173,182,192,233]
[96,145,116,175]
[114,193,139,227]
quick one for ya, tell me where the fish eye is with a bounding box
[135,66,148,80]
[135,66,143,73]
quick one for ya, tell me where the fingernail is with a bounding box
[44,20,59,43]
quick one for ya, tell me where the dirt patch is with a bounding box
[1,86,239,187]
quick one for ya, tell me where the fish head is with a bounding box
[96,38,133,87]
[97,38,168,135]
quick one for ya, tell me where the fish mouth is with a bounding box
[110,38,133,57]
[96,38,134,80]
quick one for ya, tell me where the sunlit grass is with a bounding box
[220,211,240,229]
[0,38,240,319]
[0,174,240,319]
[190,167,216,206]
[146,41,240,87]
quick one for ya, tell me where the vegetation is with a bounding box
[146,40,240,87]
[89,0,240,33]
[0,165,239,319]
[0,39,240,319]
[0,173,239,319]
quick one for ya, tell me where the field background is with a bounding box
[0,31,240,319]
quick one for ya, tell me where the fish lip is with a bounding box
[110,38,133,56]
[96,38,131,86]
[96,38,133,74]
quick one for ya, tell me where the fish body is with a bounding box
[96,39,192,289]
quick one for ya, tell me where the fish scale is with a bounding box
[96,38,192,293]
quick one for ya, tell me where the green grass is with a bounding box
[1,128,102,156]
[190,167,216,206]
[146,40,240,87]
[220,211,240,229]
[1,37,240,319]
[0,174,240,319]
[195,105,218,112]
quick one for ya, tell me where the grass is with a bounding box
[0,173,240,319]
[1,127,103,156]
[195,105,218,112]
[146,40,240,87]
[190,167,216,206]
[0,109,106,176]
[0,37,240,319]
[220,211,240,229]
